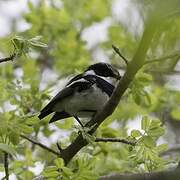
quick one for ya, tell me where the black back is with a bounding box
[85,62,119,79]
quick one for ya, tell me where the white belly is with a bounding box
[53,84,109,117]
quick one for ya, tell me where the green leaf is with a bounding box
[131,130,141,138]
[44,166,58,172]
[76,169,98,180]
[148,127,165,137]
[133,93,141,105]
[0,143,16,155]
[155,144,168,153]
[141,116,151,131]
[9,131,20,145]
[55,118,73,129]
[62,167,73,177]
[19,124,33,134]
[12,36,26,51]
[100,126,118,137]
[11,35,47,56]
[29,41,48,48]
[142,136,156,147]
[135,146,144,162]
[13,36,25,42]
[25,116,38,125]
[29,36,42,41]
[54,158,64,168]
[43,166,59,177]
[43,171,59,178]
[138,73,153,84]
[21,171,34,179]
[171,108,180,120]
[149,119,162,129]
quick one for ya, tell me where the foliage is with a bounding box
[129,117,166,171]
[0,0,180,179]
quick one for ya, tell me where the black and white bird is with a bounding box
[38,62,120,126]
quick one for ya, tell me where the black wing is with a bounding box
[95,76,115,97]
[66,73,84,86]
[38,78,95,120]
[38,87,74,119]
[84,75,115,97]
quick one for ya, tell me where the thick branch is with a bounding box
[100,169,180,180]
[4,152,9,180]
[20,135,60,156]
[0,53,16,63]
[60,16,158,165]
[95,137,136,146]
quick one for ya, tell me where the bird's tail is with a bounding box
[38,109,52,120]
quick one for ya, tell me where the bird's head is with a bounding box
[84,62,120,85]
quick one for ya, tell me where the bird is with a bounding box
[38,62,120,126]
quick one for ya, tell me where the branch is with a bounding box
[95,137,136,146]
[4,152,9,180]
[112,45,129,66]
[0,53,16,64]
[60,15,158,165]
[144,52,180,65]
[21,134,135,156]
[100,169,180,180]
[20,135,60,156]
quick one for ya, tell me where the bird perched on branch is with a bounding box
[38,62,120,126]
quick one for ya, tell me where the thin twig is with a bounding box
[21,134,135,157]
[95,137,136,146]
[20,135,60,156]
[144,52,180,65]
[0,53,16,64]
[112,45,129,66]
[4,152,9,180]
